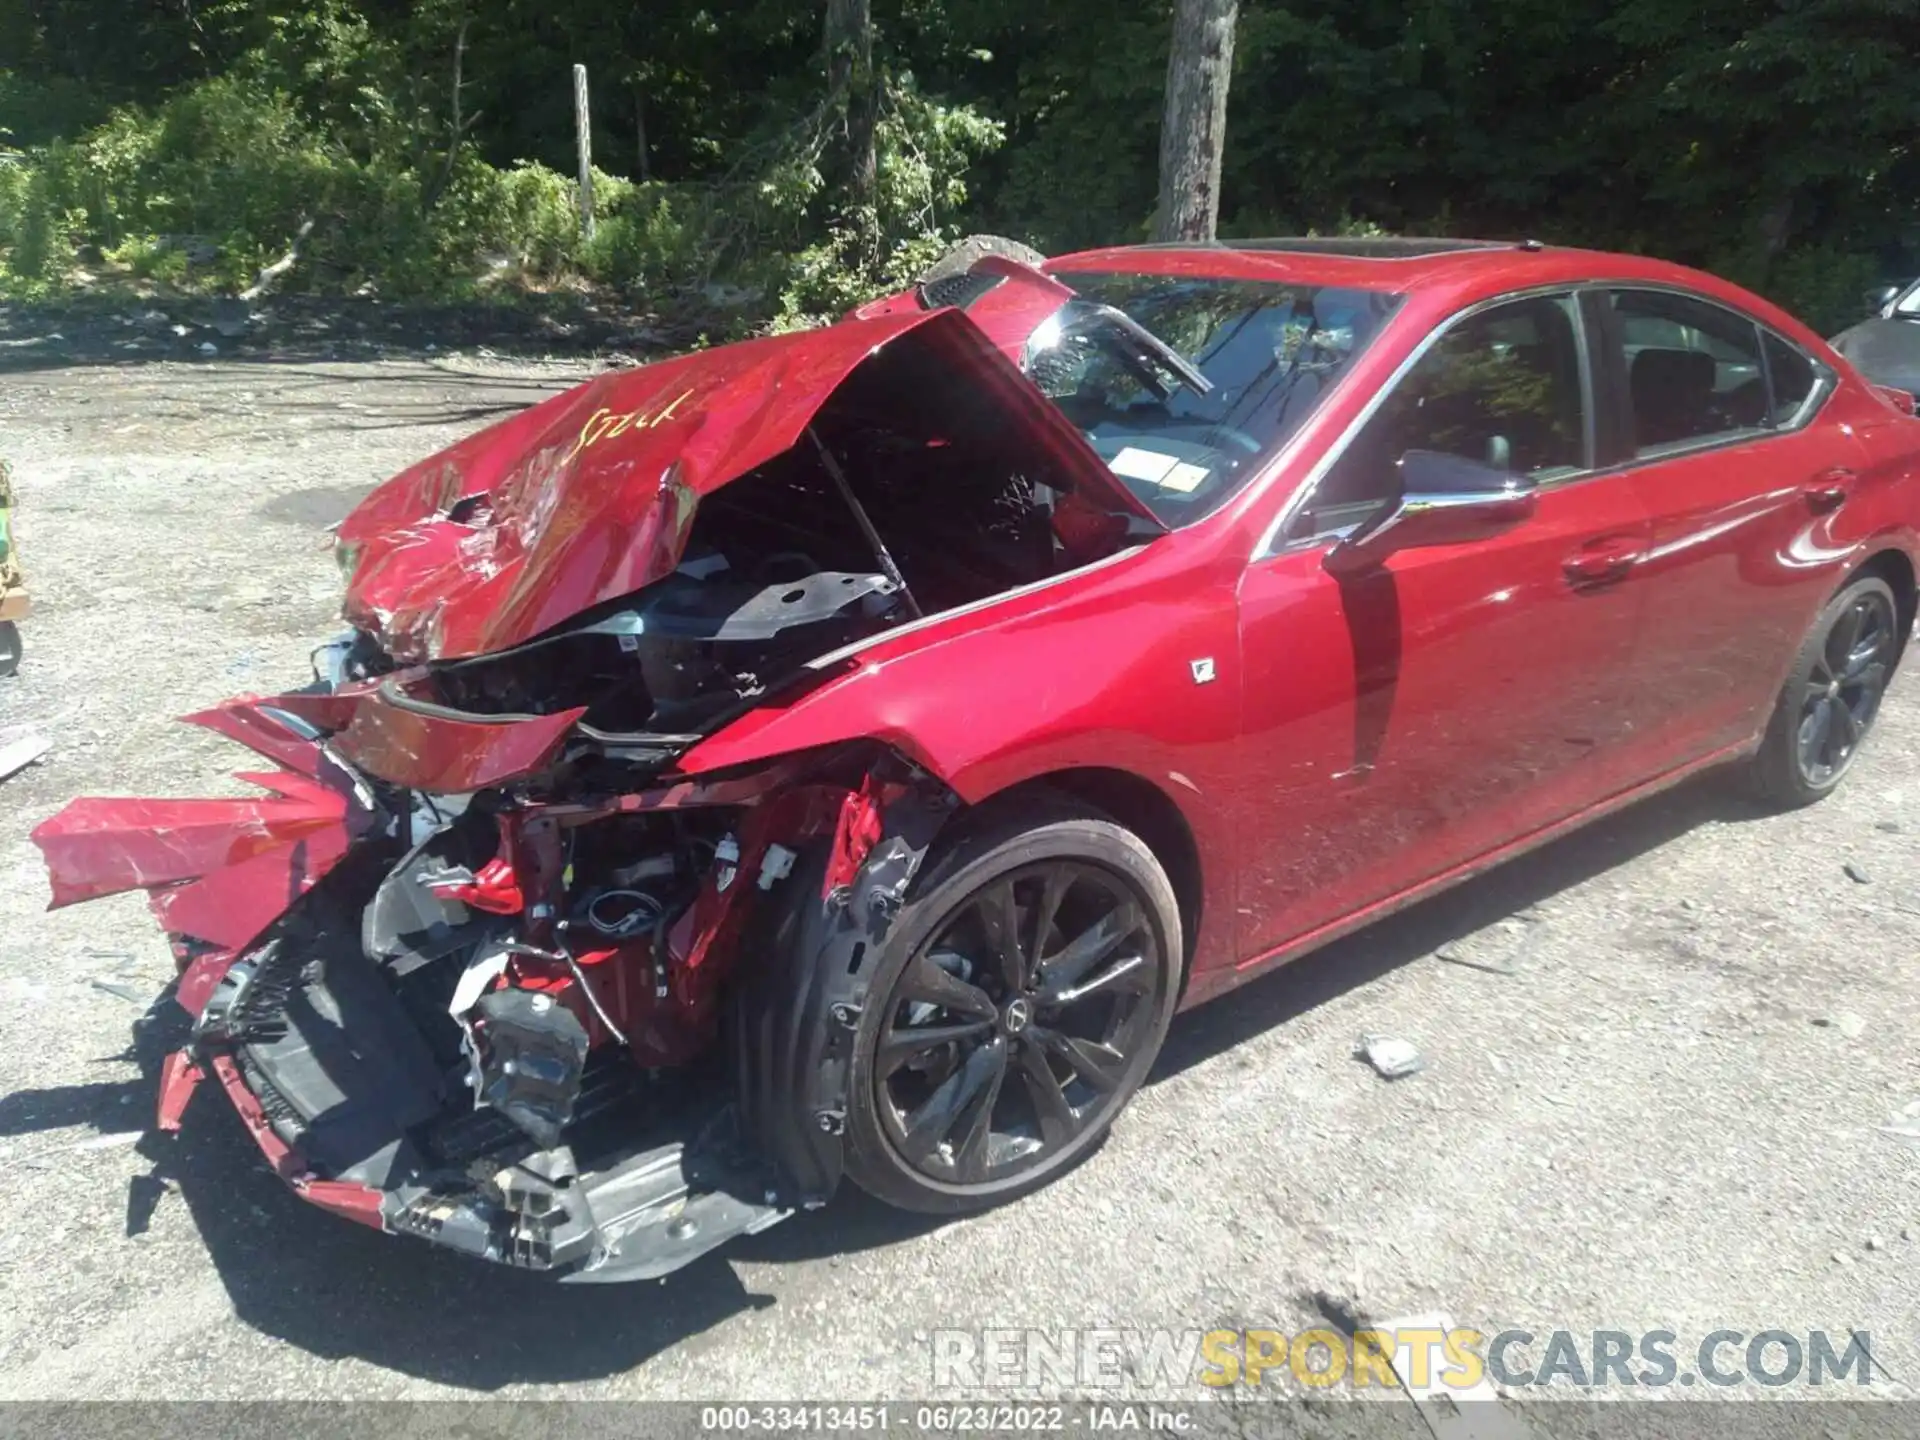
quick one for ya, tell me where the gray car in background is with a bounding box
[1832,278,1920,399]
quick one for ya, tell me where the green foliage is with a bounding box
[2,0,1917,332]
[7,164,66,284]
[770,227,951,331]
[767,82,1003,328]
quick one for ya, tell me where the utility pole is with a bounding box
[574,63,595,241]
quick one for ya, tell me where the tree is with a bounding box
[1153,0,1238,242]
[824,0,877,201]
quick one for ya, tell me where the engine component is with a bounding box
[364,812,503,976]
[475,987,591,1149]
[422,563,904,733]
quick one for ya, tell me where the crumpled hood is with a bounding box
[337,289,1151,663]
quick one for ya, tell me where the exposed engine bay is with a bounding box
[378,319,1134,740]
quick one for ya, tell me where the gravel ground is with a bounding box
[0,351,1917,1422]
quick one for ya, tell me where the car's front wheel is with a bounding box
[842,797,1182,1214]
[1750,573,1903,807]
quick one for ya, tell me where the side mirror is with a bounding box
[1323,449,1537,576]
[1867,284,1902,316]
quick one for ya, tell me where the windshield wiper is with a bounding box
[1057,300,1214,401]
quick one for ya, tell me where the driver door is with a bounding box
[1230,291,1655,963]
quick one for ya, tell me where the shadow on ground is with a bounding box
[1153,770,1770,1080]
[0,769,1767,1388]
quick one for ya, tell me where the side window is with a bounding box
[1762,331,1820,425]
[1290,294,1585,540]
[1609,289,1769,454]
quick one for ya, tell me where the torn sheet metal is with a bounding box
[31,701,379,1009]
[331,676,585,792]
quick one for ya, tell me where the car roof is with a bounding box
[1042,238,1825,349]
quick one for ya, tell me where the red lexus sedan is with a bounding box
[33,238,1920,1280]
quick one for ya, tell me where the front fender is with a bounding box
[673,550,1246,976]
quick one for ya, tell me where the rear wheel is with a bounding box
[842,798,1181,1213]
[0,621,19,678]
[1750,574,1901,807]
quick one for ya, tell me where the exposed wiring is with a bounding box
[501,938,631,1049]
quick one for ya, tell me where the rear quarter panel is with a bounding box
[1828,381,1920,602]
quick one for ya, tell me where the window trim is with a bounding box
[1252,279,1837,562]
[1254,283,1596,559]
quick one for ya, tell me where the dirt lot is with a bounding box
[1,342,1917,1418]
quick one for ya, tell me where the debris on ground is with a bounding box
[1814,1012,1867,1038]
[1356,1033,1426,1079]
[1875,820,1902,833]
[0,727,50,782]
[87,979,146,1006]
[1434,914,1541,976]
[69,1131,143,1154]
[1844,861,1873,884]
[1879,1101,1920,1145]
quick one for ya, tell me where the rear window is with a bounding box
[1762,332,1820,424]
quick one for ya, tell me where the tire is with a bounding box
[841,794,1182,1214]
[0,621,19,678]
[1750,574,1902,807]
[917,233,1046,284]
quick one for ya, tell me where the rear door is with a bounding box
[1232,291,1654,961]
[1593,287,1863,769]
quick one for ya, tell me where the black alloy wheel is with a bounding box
[1753,573,1904,806]
[841,800,1181,1212]
[1796,586,1896,786]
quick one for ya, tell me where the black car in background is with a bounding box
[1832,279,1920,400]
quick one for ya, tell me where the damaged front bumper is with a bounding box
[33,689,950,1282]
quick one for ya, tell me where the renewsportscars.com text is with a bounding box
[930,1327,1880,1391]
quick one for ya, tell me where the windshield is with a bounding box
[1027,271,1401,525]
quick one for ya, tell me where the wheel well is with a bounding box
[1853,548,1916,643]
[991,767,1204,969]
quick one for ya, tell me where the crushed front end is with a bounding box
[36,680,952,1280]
[29,275,1152,1280]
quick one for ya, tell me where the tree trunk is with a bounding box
[824,0,876,201]
[1756,190,1796,277]
[1153,0,1239,243]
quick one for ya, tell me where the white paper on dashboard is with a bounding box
[1107,446,1211,493]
